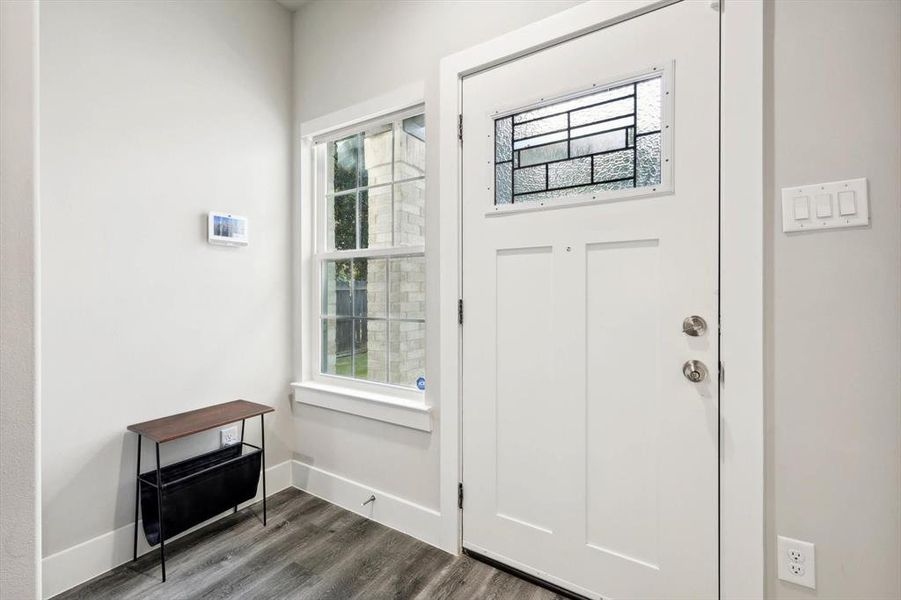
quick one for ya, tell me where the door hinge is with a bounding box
[458,482,464,510]
[457,114,463,142]
[458,299,464,325]
[719,360,725,384]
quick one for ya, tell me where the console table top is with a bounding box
[127,400,274,443]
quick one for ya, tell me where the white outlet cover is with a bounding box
[778,535,816,589]
[220,425,239,447]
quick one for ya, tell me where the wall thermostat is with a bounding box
[208,212,248,246]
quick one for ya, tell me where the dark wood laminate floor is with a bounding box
[54,488,566,600]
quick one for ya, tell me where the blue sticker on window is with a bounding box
[416,377,426,391]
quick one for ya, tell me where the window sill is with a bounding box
[290,381,432,432]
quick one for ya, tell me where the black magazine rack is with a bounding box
[128,400,274,582]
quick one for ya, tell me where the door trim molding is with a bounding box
[438,1,764,598]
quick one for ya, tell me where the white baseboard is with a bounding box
[41,459,292,599]
[42,459,444,599]
[290,460,442,550]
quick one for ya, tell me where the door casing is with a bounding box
[437,1,765,598]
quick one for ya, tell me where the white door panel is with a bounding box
[461,2,719,598]
[584,238,662,570]
[495,245,557,534]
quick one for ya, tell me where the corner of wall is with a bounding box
[0,0,41,598]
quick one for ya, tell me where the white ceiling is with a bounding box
[276,0,309,11]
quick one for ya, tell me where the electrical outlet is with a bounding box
[220,426,239,447]
[778,535,816,589]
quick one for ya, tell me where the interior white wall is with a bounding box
[39,0,293,562]
[0,1,41,597]
[25,1,900,598]
[291,0,580,512]
[766,1,901,598]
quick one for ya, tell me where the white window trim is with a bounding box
[290,381,431,432]
[438,1,764,599]
[293,81,431,432]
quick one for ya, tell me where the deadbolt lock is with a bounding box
[682,315,708,337]
[683,360,708,383]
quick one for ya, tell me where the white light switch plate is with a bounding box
[781,177,868,233]
[777,535,816,589]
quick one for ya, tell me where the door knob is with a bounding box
[683,360,708,383]
[682,315,707,337]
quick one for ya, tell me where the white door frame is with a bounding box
[437,1,764,598]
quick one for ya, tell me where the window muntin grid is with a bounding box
[315,113,426,389]
[494,74,663,206]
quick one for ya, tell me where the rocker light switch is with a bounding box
[838,190,857,215]
[815,194,832,218]
[782,178,869,232]
[793,197,810,220]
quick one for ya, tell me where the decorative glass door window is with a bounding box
[494,72,665,205]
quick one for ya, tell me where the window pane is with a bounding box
[514,165,546,195]
[321,318,353,377]
[570,96,633,128]
[327,192,356,251]
[593,149,635,182]
[495,117,513,162]
[352,258,387,318]
[354,319,387,383]
[394,179,425,247]
[316,111,427,389]
[322,259,352,316]
[636,77,661,134]
[389,320,425,387]
[389,256,426,320]
[519,141,568,167]
[636,133,662,187]
[495,162,513,205]
[514,113,567,140]
[513,130,567,151]
[570,115,634,139]
[570,129,627,158]
[598,178,635,192]
[328,135,359,193]
[361,124,393,187]
[396,115,426,179]
[359,186,392,249]
[548,157,592,189]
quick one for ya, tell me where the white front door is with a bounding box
[460,2,719,598]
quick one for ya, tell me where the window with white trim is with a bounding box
[313,109,425,390]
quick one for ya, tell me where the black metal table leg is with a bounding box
[155,442,166,582]
[133,434,141,562]
[260,414,267,526]
[234,419,245,514]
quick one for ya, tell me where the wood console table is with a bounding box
[127,400,274,582]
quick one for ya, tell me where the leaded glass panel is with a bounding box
[494,73,664,206]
